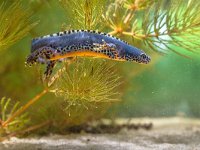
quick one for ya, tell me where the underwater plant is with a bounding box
[103,0,200,57]
[1,0,200,140]
[60,0,106,30]
[0,97,29,138]
[0,1,36,52]
[48,59,121,114]
[0,0,122,139]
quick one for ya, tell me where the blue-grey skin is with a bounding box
[27,30,151,78]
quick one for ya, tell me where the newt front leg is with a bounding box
[26,46,58,78]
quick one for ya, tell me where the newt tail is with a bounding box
[26,30,151,78]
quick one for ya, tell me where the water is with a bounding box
[0,0,200,149]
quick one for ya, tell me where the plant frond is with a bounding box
[124,0,157,10]
[141,0,200,56]
[103,1,130,32]
[60,0,106,30]
[104,0,200,57]
[0,1,37,51]
[48,58,121,114]
[0,97,29,136]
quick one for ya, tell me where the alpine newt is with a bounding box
[26,30,151,78]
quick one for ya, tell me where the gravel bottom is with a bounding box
[1,117,200,150]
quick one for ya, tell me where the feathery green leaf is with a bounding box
[60,0,106,29]
[0,1,37,51]
[0,97,29,135]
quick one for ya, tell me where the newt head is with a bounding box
[119,44,151,64]
[26,53,37,66]
[26,46,55,66]
[135,52,151,64]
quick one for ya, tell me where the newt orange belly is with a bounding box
[50,50,110,61]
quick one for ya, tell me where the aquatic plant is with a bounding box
[0,91,52,140]
[0,0,121,139]
[60,0,106,30]
[104,0,200,57]
[48,59,121,114]
[0,97,29,137]
[0,59,121,139]
[2,0,200,139]
[0,1,36,52]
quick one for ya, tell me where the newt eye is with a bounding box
[140,53,147,59]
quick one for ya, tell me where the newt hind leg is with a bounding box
[44,60,57,79]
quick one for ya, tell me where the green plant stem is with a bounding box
[108,30,117,35]
[2,89,48,127]
[0,120,51,142]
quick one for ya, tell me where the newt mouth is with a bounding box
[137,53,151,64]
